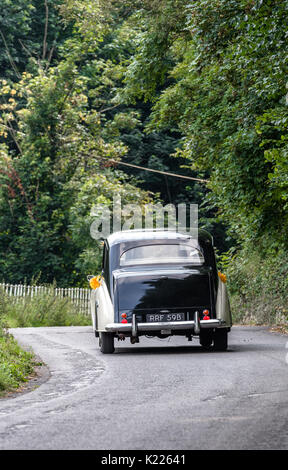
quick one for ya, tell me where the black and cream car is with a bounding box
[89,229,232,353]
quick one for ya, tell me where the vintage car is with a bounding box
[89,229,232,353]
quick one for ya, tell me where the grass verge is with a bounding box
[0,288,91,328]
[0,287,91,395]
[0,327,36,396]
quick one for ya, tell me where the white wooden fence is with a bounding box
[0,283,91,315]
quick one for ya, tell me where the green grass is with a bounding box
[0,327,35,396]
[0,287,91,395]
[0,289,91,328]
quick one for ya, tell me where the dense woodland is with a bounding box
[0,0,287,324]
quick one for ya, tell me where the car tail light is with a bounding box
[203,309,210,320]
[121,313,128,323]
[121,313,127,318]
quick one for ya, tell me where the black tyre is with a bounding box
[213,329,228,351]
[99,332,115,354]
[199,329,213,349]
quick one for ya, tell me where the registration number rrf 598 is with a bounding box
[146,313,185,322]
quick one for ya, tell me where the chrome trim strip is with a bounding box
[105,319,224,333]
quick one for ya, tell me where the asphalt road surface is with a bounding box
[0,326,287,450]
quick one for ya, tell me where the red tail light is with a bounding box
[203,309,210,320]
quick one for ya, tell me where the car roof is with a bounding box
[106,229,212,247]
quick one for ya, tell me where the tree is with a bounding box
[122,0,288,249]
[0,60,150,285]
[0,0,69,81]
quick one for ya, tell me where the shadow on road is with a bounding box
[112,342,283,355]
[113,345,234,355]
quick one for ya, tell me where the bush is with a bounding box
[218,248,288,327]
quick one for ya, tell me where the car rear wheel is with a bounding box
[213,329,228,351]
[199,329,213,349]
[99,332,115,354]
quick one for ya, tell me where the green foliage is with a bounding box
[0,0,34,80]
[0,0,223,289]
[0,288,90,328]
[68,169,152,278]
[0,65,90,284]
[0,0,287,329]
[121,0,190,103]
[119,0,288,327]
[0,0,70,81]
[0,322,34,394]
[0,54,150,285]
[220,248,288,327]
[0,283,90,394]
[123,0,288,248]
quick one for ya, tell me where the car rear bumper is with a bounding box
[105,312,227,335]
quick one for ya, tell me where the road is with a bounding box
[0,326,287,450]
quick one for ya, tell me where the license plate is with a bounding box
[146,313,185,322]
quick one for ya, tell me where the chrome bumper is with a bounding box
[105,317,226,334]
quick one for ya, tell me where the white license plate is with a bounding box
[146,313,185,322]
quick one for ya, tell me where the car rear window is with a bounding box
[120,244,204,266]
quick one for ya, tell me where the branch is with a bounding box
[43,0,49,60]
[19,39,43,71]
[45,44,55,71]
[0,120,22,155]
[18,39,34,59]
[0,29,21,79]
[5,120,22,154]
[99,103,120,114]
